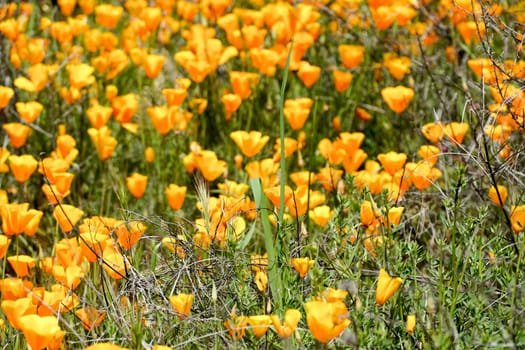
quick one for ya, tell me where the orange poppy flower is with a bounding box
[169,293,194,320]
[8,255,36,277]
[54,135,78,164]
[318,139,345,165]
[305,300,351,343]
[8,154,38,183]
[102,248,128,280]
[79,231,110,262]
[165,184,187,210]
[147,106,173,135]
[317,167,343,192]
[249,48,279,76]
[19,314,64,350]
[114,221,146,250]
[195,151,227,182]
[224,314,248,340]
[112,94,139,124]
[411,163,441,190]
[511,205,525,232]
[273,137,298,162]
[444,122,469,144]
[245,158,279,189]
[271,309,301,338]
[141,6,162,32]
[3,123,32,149]
[338,45,364,69]
[79,0,94,14]
[332,70,353,93]
[383,54,411,80]
[230,130,269,158]
[1,296,37,330]
[421,122,444,144]
[387,207,404,226]
[38,158,69,183]
[162,88,187,107]
[230,71,259,100]
[126,173,148,199]
[287,186,326,217]
[488,185,507,206]
[376,268,403,305]
[67,63,95,90]
[75,307,106,331]
[221,93,242,121]
[0,235,10,259]
[291,257,315,278]
[381,86,414,113]
[95,4,123,29]
[456,21,485,45]
[143,54,165,79]
[360,200,381,229]
[51,264,84,289]
[377,151,407,175]
[144,147,154,163]
[186,60,213,83]
[0,148,10,173]
[0,202,42,236]
[283,98,313,130]
[247,315,272,338]
[309,205,333,227]
[417,145,440,165]
[88,126,118,161]
[15,101,43,123]
[86,104,112,129]
[264,185,293,208]
[297,62,321,87]
[371,6,396,30]
[53,204,84,233]
[406,315,416,334]
[0,18,19,41]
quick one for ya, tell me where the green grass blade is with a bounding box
[250,177,282,311]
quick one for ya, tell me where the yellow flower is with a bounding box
[271,309,301,338]
[143,54,165,79]
[126,173,148,199]
[291,257,315,278]
[308,205,333,227]
[7,255,35,278]
[376,269,403,305]
[254,271,268,292]
[230,130,269,158]
[305,300,351,343]
[224,315,248,340]
[8,155,38,183]
[488,185,507,206]
[444,122,469,145]
[0,85,14,109]
[53,204,84,233]
[3,123,32,149]
[377,151,407,175]
[338,45,364,69]
[88,126,118,161]
[381,86,414,113]
[0,203,42,236]
[19,314,64,350]
[511,205,525,233]
[169,294,194,320]
[165,184,187,210]
[406,314,416,334]
[247,315,272,338]
[15,101,43,123]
